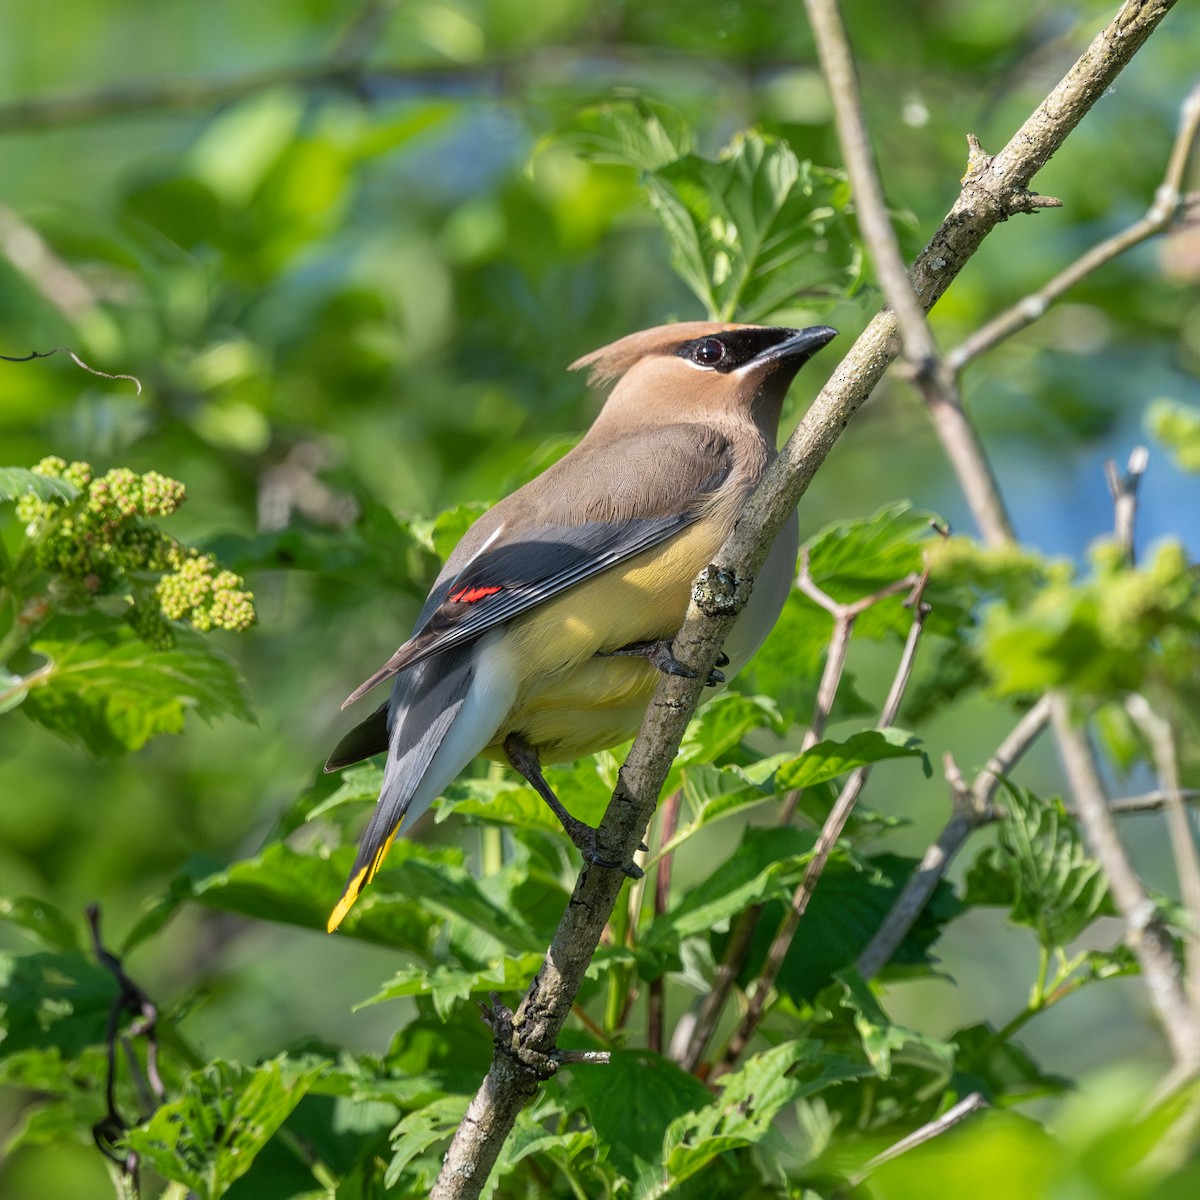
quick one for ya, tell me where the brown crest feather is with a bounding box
[569,321,754,385]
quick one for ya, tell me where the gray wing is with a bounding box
[341,423,733,708]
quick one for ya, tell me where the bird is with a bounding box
[324,321,838,931]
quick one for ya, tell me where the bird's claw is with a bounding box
[607,639,725,686]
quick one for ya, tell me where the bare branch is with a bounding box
[1105,446,1150,565]
[1050,694,1200,1073]
[845,1092,989,1189]
[857,696,1051,979]
[679,566,923,1072]
[803,0,938,375]
[715,578,931,1075]
[1106,789,1200,814]
[947,81,1200,373]
[1126,695,1200,1005]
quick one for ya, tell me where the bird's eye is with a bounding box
[692,338,726,366]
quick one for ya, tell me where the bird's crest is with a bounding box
[570,321,746,385]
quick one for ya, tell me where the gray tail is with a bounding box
[327,643,474,931]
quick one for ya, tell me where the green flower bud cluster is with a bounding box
[17,457,255,644]
[156,551,257,634]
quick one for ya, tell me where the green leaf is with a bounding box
[560,99,696,172]
[953,1022,1070,1104]
[0,950,116,1059]
[385,1094,471,1190]
[1148,398,1200,472]
[963,787,1113,949]
[646,133,860,321]
[20,631,254,756]
[775,728,929,791]
[567,1048,712,1180]
[644,825,815,952]
[0,466,80,504]
[182,841,543,955]
[0,896,81,952]
[837,970,955,1082]
[356,954,544,1020]
[661,1041,812,1187]
[742,853,964,1003]
[123,1056,326,1200]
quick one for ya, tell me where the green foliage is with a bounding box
[122,1057,326,1200]
[0,457,256,756]
[2,3,1200,1198]
[565,101,862,321]
[1148,399,1200,472]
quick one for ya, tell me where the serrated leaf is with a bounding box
[953,1022,1070,1103]
[837,970,955,1082]
[645,826,815,951]
[20,631,254,756]
[660,1042,812,1188]
[0,950,116,1058]
[123,1056,326,1200]
[1148,398,1200,473]
[676,691,784,766]
[742,853,964,1003]
[0,466,80,504]
[646,134,860,321]
[568,1048,711,1181]
[559,99,695,172]
[963,786,1113,949]
[305,762,384,821]
[356,953,543,1019]
[385,1094,470,1189]
[775,728,929,791]
[183,841,542,955]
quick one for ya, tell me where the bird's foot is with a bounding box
[503,731,646,877]
[560,812,645,880]
[606,639,727,687]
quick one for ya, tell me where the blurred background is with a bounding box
[1,0,1198,1194]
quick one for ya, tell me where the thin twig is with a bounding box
[947,82,1200,373]
[1125,695,1200,1006]
[1105,446,1150,565]
[678,566,922,1073]
[803,0,938,376]
[1106,788,1200,814]
[715,577,931,1075]
[858,695,1052,979]
[0,347,143,394]
[844,1092,989,1189]
[1049,694,1200,1073]
[87,904,163,1183]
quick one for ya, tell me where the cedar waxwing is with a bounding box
[324,321,837,931]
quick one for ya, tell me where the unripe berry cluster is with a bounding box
[17,457,255,643]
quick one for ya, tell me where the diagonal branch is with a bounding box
[431,3,1181,1194]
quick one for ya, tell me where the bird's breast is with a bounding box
[488,514,733,761]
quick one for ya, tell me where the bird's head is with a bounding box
[572,322,838,439]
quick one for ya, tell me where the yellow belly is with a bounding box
[483,516,728,762]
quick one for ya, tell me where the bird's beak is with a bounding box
[742,325,839,374]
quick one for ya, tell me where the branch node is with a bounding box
[480,994,559,1080]
[691,565,749,617]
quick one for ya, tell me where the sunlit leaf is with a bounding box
[123,1056,326,1200]
[20,632,253,756]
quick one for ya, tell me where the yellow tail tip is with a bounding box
[326,867,369,933]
